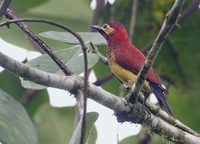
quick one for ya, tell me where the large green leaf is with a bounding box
[12,0,50,12]
[21,43,99,89]
[33,103,75,144]
[0,89,37,144]
[0,70,49,118]
[119,135,139,144]
[0,0,91,50]
[40,31,107,45]
[69,112,99,144]
[0,70,26,100]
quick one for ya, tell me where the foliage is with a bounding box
[0,89,37,144]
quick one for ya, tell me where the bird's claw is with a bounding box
[68,85,83,96]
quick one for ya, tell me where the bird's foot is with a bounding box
[68,85,83,96]
[126,93,139,104]
[141,98,152,118]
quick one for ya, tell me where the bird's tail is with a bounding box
[149,83,172,115]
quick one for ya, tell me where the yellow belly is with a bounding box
[111,63,136,87]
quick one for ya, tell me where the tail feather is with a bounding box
[149,83,172,115]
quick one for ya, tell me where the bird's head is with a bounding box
[91,20,129,42]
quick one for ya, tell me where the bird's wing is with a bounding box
[115,44,161,85]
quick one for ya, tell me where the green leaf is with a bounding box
[25,90,49,119]
[84,112,99,143]
[33,103,75,144]
[119,135,138,144]
[69,112,99,144]
[0,70,26,100]
[21,43,99,89]
[0,0,92,50]
[0,70,49,118]
[12,0,50,12]
[40,31,107,45]
[0,89,37,144]
[87,125,97,144]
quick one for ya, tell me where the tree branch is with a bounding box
[0,0,11,18]
[129,0,138,41]
[128,0,184,102]
[93,72,113,86]
[137,94,200,137]
[1,45,200,143]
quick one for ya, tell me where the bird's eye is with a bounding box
[102,24,109,29]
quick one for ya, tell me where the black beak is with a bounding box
[90,25,103,31]
[90,25,108,39]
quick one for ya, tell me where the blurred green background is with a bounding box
[0,0,200,143]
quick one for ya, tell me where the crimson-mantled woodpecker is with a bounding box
[91,20,172,115]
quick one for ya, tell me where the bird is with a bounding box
[91,20,172,115]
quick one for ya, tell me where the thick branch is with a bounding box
[0,48,200,143]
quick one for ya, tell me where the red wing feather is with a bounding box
[114,43,161,85]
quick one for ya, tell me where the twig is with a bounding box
[179,0,200,23]
[93,72,113,86]
[137,93,200,137]
[1,14,88,143]
[5,8,45,53]
[128,0,185,102]
[0,0,11,18]
[80,31,88,144]
[90,42,108,65]
[1,51,200,143]
[75,90,84,131]
[129,0,138,41]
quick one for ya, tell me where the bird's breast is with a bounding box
[107,48,151,93]
[107,48,137,87]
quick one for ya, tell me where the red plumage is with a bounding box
[107,21,161,85]
[91,20,172,115]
